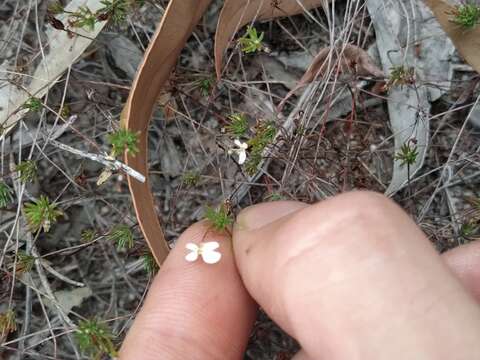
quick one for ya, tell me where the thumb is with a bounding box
[233,192,480,359]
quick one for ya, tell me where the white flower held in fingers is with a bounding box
[228,139,248,165]
[185,241,222,264]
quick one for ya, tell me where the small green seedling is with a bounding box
[22,97,42,112]
[0,182,12,208]
[450,3,480,29]
[15,251,35,274]
[182,171,201,187]
[386,65,415,89]
[98,0,128,24]
[24,195,62,233]
[76,319,117,358]
[239,26,264,54]
[16,160,38,183]
[226,113,249,137]
[69,6,98,30]
[0,310,16,338]
[142,252,159,275]
[48,1,64,14]
[81,229,98,243]
[198,78,214,97]
[395,142,419,167]
[461,220,479,239]
[108,128,140,157]
[205,204,233,231]
[108,224,134,250]
[60,104,71,118]
[265,192,284,202]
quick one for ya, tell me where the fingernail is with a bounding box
[235,201,308,231]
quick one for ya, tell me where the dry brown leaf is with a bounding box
[424,0,480,72]
[122,0,213,265]
[215,0,329,78]
[157,89,177,122]
[278,44,384,111]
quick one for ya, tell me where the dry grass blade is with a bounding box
[424,0,480,73]
[278,44,384,111]
[0,0,107,136]
[122,0,213,265]
[214,0,329,78]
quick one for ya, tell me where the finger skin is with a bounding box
[233,192,480,360]
[442,241,480,301]
[120,221,256,360]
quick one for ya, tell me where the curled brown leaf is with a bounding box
[278,44,384,111]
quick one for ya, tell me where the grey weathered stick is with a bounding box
[49,140,146,183]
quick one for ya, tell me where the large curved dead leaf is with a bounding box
[122,0,212,265]
[424,0,480,73]
[215,0,329,78]
[278,44,384,111]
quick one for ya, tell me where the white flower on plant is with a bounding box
[185,241,222,264]
[228,139,248,165]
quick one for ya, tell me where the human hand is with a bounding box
[120,192,480,359]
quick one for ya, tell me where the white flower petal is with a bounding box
[201,250,222,264]
[238,151,247,165]
[185,251,199,262]
[186,243,199,251]
[201,241,220,251]
[234,139,242,147]
[240,142,248,149]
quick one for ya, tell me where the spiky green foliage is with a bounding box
[245,121,276,175]
[108,224,134,250]
[450,3,480,29]
[16,160,37,183]
[0,310,16,338]
[198,78,214,97]
[205,204,233,231]
[108,128,140,157]
[226,113,249,137]
[81,229,98,243]
[76,319,117,358]
[0,182,12,208]
[395,143,419,167]
[387,65,415,89]
[15,251,35,274]
[22,97,42,112]
[182,171,201,187]
[70,6,97,30]
[142,252,159,275]
[239,26,264,53]
[98,0,128,24]
[24,195,62,233]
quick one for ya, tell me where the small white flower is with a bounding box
[228,139,248,165]
[185,241,222,264]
